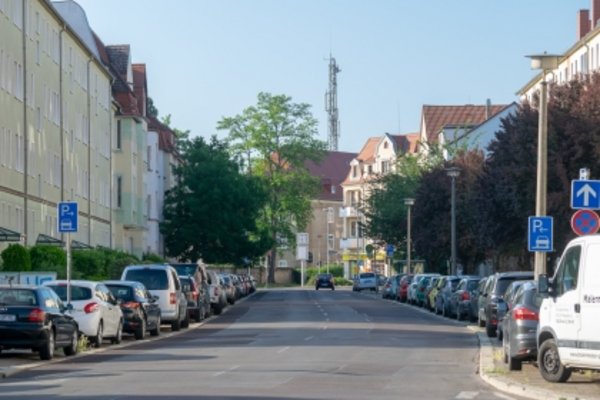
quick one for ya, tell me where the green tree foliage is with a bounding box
[29,245,66,277]
[72,250,111,280]
[142,253,165,263]
[1,244,31,271]
[161,135,271,265]
[218,92,327,282]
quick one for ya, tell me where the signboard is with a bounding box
[296,232,308,261]
[386,244,394,257]
[58,202,78,233]
[571,209,600,236]
[571,180,600,209]
[528,216,553,252]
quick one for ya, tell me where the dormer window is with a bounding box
[384,141,388,149]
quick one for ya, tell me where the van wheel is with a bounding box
[171,315,181,331]
[485,321,496,337]
[539,339,572,382]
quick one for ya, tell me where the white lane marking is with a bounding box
[229,365,240,371]
[493,392,517,400]
[213,370,226,377]
[1,378,66,387]
[277,346,290,354]
[455,392,479,399]
[304,335,314,341]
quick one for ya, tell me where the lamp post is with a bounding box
[526,53,560,278]
[323,207,333,273]
[446,167,460,276]
[404,198,414,275]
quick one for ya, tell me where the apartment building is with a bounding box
[0,0,112,250]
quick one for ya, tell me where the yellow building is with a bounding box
[0,0,112,249]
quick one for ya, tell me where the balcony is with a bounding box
[339,206,360,218]
[340,237,363,250]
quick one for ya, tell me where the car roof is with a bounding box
[43,280,100,288]
[0,284,38,289]
[124,264,173,270]
[495,271,534,278]
[103,280,145,287]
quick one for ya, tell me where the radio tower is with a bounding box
[325,55,341,151]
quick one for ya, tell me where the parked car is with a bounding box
[408,274,439,304]
[121,264,189,331]
[179,276,205,322]
[43,280,123,347]
[496,280,530,341]
[352,272,377,292]
[0,285,79,360]
[315,273,335,290]
[426,276,442,311]
[475,276,491,325]
[104,280,162,339]
[434,275,461,317]
[478,271,534,337]
[397,275,413,302]
[171,263,211,320]
[219,274,238,304]
[415,276,433,307]
[206,270,227,315]
[501,281,541,371]
[448,276,481,321]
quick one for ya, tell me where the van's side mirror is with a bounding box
[538,274,549,296]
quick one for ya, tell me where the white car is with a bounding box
[43,280,123,347]
[206,270,227,315]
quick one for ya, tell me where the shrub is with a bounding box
[142,252,165,263]
[72,249,108,280]
[1,244,31,271]
[29,246,66,278]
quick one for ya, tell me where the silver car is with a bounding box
[352,272,377,292]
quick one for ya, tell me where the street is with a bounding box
[0,288,524,400]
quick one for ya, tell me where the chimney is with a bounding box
[578,9,591,40]
[485,98,491,120]
[593,0,600,29]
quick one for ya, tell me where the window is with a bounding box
[116,176,122,208]
[116,120,122,149]
[278,259,288,268]
[381,160,390,174]
[147,145,151,171]
[554,245,581,296]
[146,194,151,217]
[352,165,357,178]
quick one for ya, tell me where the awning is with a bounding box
[36,234,64,247]
[72,240,93,250]
[0,227,21,242]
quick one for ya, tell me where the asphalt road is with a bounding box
[0,288,526,400]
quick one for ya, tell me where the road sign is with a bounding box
[58,202,78,233]
[571,209,600,236]
[571,180,600,209]
[386,244,394,257]
[528,216,553,252]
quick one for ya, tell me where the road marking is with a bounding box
[455,392,479,399]
[493,392,517,400]
[304,335,314,341]
[229,365,240,371]
[277,346,290,353]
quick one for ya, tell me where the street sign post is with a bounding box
[296,232,309,287]
[571,180,600,209]
[57,202,78,305]
[528,216,553,252]
[571,209,600,236]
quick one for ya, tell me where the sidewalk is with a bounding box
[476,327,600,400]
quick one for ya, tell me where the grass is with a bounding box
[76,334,90,353]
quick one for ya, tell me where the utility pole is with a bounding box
[325,55,341,151]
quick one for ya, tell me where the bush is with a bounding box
[1,244,31,271]
[72,249,108,280]
[142,253,165,263]
[29,246,66,278]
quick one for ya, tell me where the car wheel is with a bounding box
[316,287,319,290]
[331,286,335,291]
[150,315,161,336]
[182,312,190,329]
[456,309,463,321]
[39,329,55,360]
[497,327,503,342]
[134,318,146,340]
[171,311,182,331]
[212,303,223,315]
[538,339,572,383]
[93,322,104,348]
[485,321,496,337]
[508,336,522,371]
[478,313,485,327]
[442,303,447,317]
[111,321,123,344]
[63,329,78,356]
[195,308,202,322]
[502,334,509,364]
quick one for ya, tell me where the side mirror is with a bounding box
[65,303,74,312]
[538,274,549,296]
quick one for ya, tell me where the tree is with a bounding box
[161,135,271,265]
[218,92,327,283]
[29,246,67,278]
[1,244,31,271]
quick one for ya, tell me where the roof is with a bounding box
[421,104,507,144]
[105,45,130,83]
[132,64,147,117]
[148,116,180,159]
[390,133,419,154]
[305,151,357,202]
[356,137,381,163]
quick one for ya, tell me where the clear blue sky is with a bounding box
[74,0,588,153]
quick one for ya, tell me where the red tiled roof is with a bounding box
[421,104,507,143]
[390,133,419,154]
[305,151,357,202]
[132,64,147,117]
[356,137,381,163]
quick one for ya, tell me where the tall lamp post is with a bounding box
[526,53,560,278]
[404,198,415,274]
[446,167,460,276]
[326,207,333,273]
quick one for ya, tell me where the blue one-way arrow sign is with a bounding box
[572,180,600,210]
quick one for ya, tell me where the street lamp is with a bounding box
[404,198,415,275]
[325,207,333,273]
[446,167,460,276]
[526,53,560,278]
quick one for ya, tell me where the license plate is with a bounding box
[0,314,16,322]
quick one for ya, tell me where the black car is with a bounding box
[104,281,161,340]
[315,273,335,290]
[0,285,79,360]
[171,263,211,319]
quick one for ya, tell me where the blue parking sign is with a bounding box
[58,202,78,233]
[528,216,552,252]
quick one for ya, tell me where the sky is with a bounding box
[73,0,589,153]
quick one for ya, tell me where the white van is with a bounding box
[537,235,600,382]
[121,265,188,331]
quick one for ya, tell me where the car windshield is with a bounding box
[0,289,38,306]
[124,269,168,290]
[497,277,529,295]
[47,285,92,301]
[466,280,479,291]
[106,285,135,302]
[171,264,196,276]
[360,273,375,279]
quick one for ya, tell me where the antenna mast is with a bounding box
[325,55,341,151]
